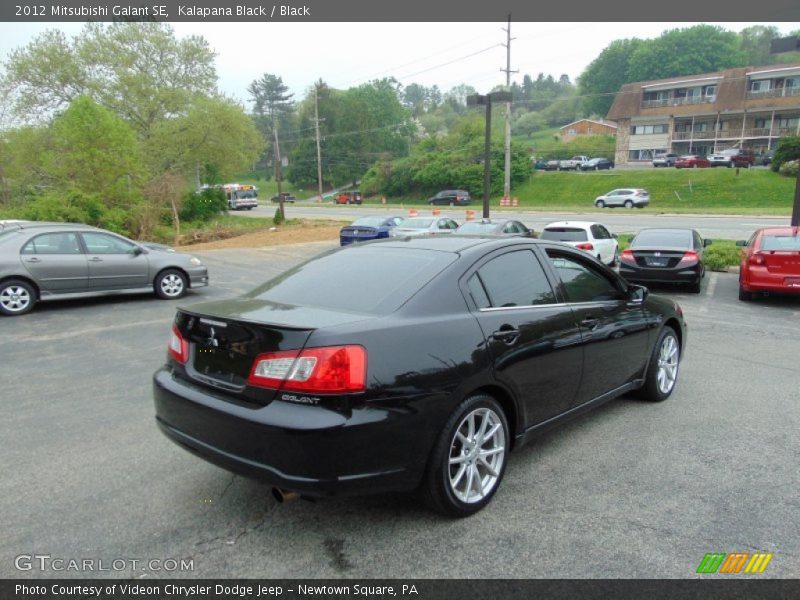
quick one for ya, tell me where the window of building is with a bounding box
[630,124,669,135]
[750,80,770,92]
[567,128,576,135]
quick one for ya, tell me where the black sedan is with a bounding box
[339,215,404,246]
[154,237,686,516]
[455,218,534,237]
[579,158,614,171]
[619,228,711,293]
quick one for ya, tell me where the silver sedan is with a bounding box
[0,222,208,316]
[390,216,460,237]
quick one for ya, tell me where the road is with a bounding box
[2,242,799,579]
[240,202,789,240]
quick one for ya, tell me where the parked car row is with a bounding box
[652,149,759,169]
[339,215,534,245]
[534,156,615,171]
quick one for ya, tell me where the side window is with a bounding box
[446,220,458,230]
[21,233,82,255]
[475,250,556,308]
[503,222,519,234]
[599,225,612,239]
[467,274,491,309]
[81,232,137,255]
[547,251,624,303]
[590,225,603,239]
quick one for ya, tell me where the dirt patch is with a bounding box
[177,221,347,251]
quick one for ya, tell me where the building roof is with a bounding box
[559,118,617,131]
[606,63,800,121]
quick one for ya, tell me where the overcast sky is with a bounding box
[1,21,797,105]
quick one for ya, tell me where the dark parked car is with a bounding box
[455,219,534,237]
[619,228,711,293]
[675,155,711,169]
[270,192,296,203]
[737,227,800,301]
[339,216,404,246]
[154,236,686,516]
[428,190,471,206]
[0,221,208,316]
[543,160,561,171]
[579,158,614,171]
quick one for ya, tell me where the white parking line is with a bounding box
[698,272,718,312]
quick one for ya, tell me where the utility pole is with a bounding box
[501,14,518,202]
[468,91,512,219]
[272,121,285,221]
[314,84,325,203]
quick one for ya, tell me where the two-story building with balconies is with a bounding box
[607,64,800,165]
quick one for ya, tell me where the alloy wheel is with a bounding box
[159,273,185,298]
[656,334,679,395]
[447,407,506,504]
[0,285,32,313]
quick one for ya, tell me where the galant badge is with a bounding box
[206,327,219,348]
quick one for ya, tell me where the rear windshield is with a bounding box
[351,217,386,228]
[632,230,692,249]
[401,218,434,228]
[458,222,496,233]
[248,247,456,315]
[540,228,589,242]
[761,235,800,251]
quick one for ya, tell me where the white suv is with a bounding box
[652,153,678,167]
[540,221,620,266]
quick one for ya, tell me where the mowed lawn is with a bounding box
[510,168,794,215]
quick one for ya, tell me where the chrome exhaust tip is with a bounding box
[271,487,301,503]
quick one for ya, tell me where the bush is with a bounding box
[772,136,800,173]
[778,159,799,178]
[273,207,285,225]
[704,242,742,271]
[180,188,227,222]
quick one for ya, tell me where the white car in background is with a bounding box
[390,216,460,237]
[540,221,620,266]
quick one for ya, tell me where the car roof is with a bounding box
[543,221,600,229]
[376,234,539,254]
[0,221,101,233]
[634,228,695,235]
[756,227,800,236]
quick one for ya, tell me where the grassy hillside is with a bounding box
[500,168,793,215]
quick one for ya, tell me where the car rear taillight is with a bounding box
[749,252,765,266]
[678,250,699,266]
[168,324,188,364]
[575,243,594,251]
[620,249,636,265]
[248,345,367,393]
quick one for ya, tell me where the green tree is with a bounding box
[144,96,263,184]
[771,136,800,173]
[578,38,645,117]
[4,23,217,135]
[627,26,747,82]
[43,96,143,206]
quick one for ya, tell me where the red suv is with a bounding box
[737,227,800,301]
[336,191,362,205]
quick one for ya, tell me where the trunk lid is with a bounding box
[174,298,374,405]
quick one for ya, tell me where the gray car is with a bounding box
[594,188,650,209]
[0,222,209,316]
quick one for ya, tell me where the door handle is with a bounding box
[491,327,520,344]
[25,257,41,263]
[580,317,600,330]
[88,257,103,262]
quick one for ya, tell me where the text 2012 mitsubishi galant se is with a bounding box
[153,236,686,516]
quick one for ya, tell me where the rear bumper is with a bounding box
[741,268,800,294]
[153,367,426,496]
[620,264,701,285]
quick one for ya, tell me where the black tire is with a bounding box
[421,394,509,517]
[624,200,634,208]
[154,269,188,300]
[738,285,753,302]
[637,327,680,402]
[595,200,605,208]
[0,279,37,316]
[689,278,701,293]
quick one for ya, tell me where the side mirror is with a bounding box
[612,233,618,239]
[132,246,144,256]
[703,239,712,247]
[627,284,648,303]
[735,240,747,247]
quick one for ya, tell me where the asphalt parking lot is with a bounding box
[2,241,799,579]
